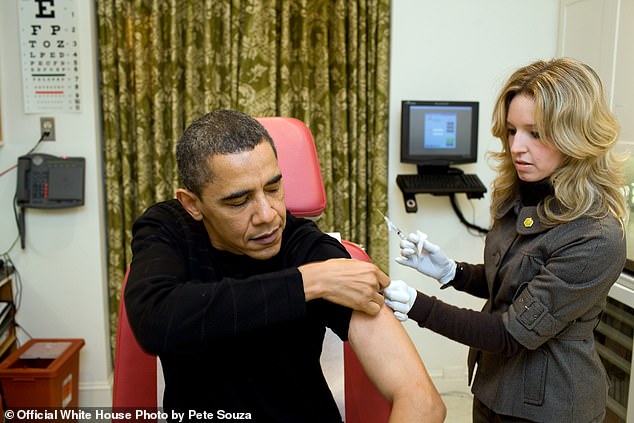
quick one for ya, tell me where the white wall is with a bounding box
[0,0,559,406]
[388,0,559,393]
[0,1,111,405]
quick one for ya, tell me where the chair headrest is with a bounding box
[256,117,327,218]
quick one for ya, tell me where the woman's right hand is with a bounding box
[396,230,456,285]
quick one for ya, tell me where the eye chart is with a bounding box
[18,0,81,113]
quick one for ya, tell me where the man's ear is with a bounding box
[176,188,203,221]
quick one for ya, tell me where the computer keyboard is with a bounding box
[396,173,487,198]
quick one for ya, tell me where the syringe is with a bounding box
[378,211,407,240]
[377,209,424,254]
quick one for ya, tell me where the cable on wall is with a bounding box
[449,194,490,235]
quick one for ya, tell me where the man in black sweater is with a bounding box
[125,110,445,422]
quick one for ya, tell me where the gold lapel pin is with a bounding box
[523,217,534,228]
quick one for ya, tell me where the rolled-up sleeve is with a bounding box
[504,287,569,349]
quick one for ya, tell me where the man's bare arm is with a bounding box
[348,306,446,423]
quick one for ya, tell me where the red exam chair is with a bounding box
[112,117,391,422]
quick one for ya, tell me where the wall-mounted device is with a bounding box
[17,153,85,208]
[396,100,487,212]
[15,153,85,248]
[400,100,480,168]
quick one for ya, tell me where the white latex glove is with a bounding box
[395,230,457,285]
[384,279,417,321]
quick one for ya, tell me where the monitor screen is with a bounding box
[401,100,479,168]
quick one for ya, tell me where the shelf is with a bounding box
[608,395,628,421]
[0,273,16,363]
[596,294,634,423]
[605,301,634,328]
[0,332,15,358]
[0,277,10,290]
[596,321,634,352]
[597,342,631,374]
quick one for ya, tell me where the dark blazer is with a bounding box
[467,199,625,422]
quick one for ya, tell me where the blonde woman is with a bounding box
[385,58,626,423]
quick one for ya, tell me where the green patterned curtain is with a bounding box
[96,0,390,351]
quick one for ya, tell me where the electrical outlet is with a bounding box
[40,117,56,141]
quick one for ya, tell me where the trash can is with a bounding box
[0,338,85,409]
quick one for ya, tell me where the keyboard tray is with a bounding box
[396,173,486,199]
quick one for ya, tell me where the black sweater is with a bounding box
[125,199,352,422]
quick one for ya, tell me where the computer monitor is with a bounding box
[401,100,479,173]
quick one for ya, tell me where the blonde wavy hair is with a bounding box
[489,57,627,227]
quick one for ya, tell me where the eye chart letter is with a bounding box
[18,0,81,113]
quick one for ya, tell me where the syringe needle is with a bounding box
[376,209,406,240]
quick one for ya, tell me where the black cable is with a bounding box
[449,193,490,234]
[12,193,25,250]
[18,206,25,249]
[26,132,47,155]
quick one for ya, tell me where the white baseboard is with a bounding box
[78,380,113,407]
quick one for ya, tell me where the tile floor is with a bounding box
[441,390,473,422]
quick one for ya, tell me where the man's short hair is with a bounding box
[176,109,276,196]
